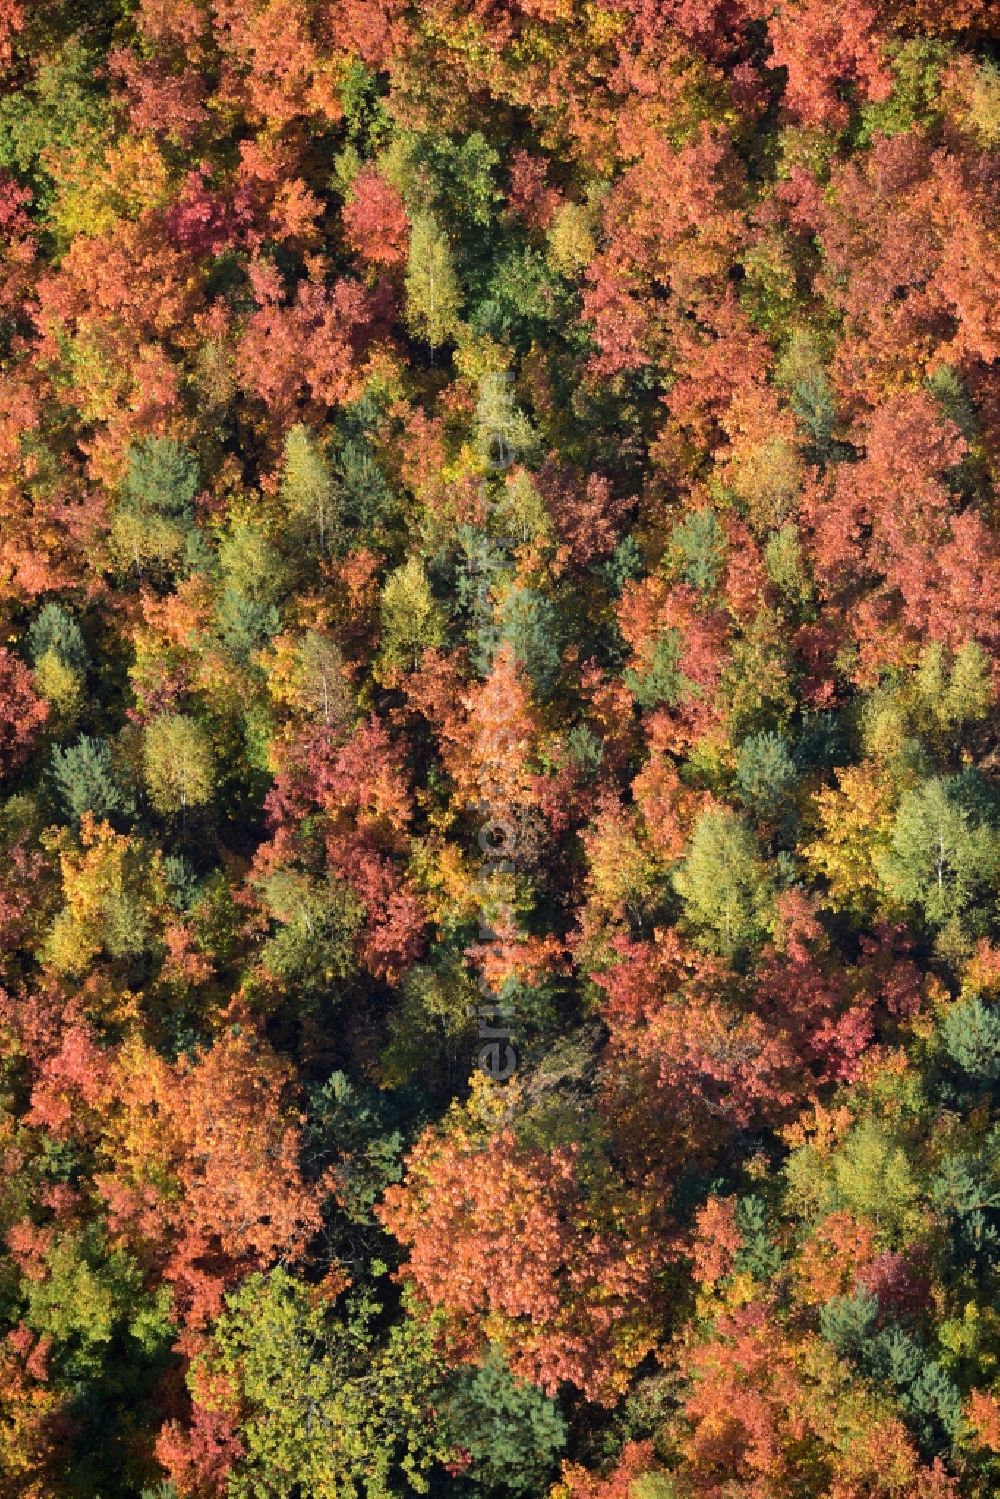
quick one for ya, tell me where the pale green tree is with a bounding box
[673,808,774,956]
[280,424,342,558]
[876,774,999,929]
[405,212,463,349]
[293,632,354,728]
[379,556,446,674]
[142,712,215,816]
[208,1271,455,1499]
[911,641,993,750]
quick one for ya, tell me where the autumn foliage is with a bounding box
[0,0,998,1495]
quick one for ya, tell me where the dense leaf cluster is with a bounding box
[0,0,998,1495]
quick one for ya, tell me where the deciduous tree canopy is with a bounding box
[0,1,998,1495]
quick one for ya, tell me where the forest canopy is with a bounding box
[0,0,999,1496]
